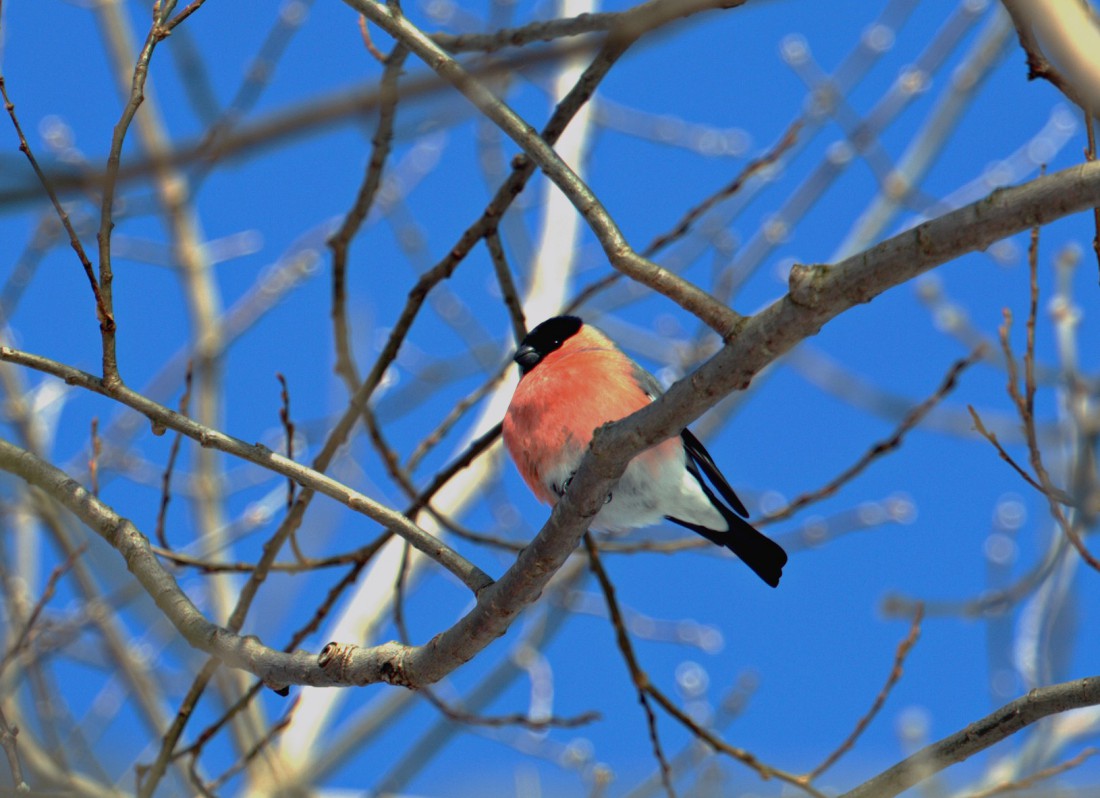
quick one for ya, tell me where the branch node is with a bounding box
[788,262,829,307]
[317,641,356,671]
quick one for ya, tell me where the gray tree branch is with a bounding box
[840,675,1100,798]
[0,160,1098,692]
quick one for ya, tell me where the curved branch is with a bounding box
[840,675,1100,798]
[346,0,744,335]
[1,162,1099,691]
[0,355,493,597]
[1003,0,1100,114]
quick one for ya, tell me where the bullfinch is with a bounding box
[502,315,787,587]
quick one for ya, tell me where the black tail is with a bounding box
[670,429,788,587]
[668,506,787,588]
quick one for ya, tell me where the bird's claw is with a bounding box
[551,476,610,505]
[551,475,574,498]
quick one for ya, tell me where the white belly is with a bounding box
[543,449,727,533]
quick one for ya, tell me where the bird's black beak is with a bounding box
[514,344,541,374]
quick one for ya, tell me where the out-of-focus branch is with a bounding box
[431,0,743,54]
[804,606,923,781]
[768,349,983,524]
[347,0,744,335]
[964,746,1099,798]
[0,350,493,596]
[2,160,1100,691]
[840,675,1100,798]
[0,77,108,329]
[0,695,29,793]
[1002,0,1100,114]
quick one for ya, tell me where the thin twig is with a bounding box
[277,373,296,511]
[583,533,676,798]
[769,349,984,523]
[0,705,28,793]
[97,3,186,385]
[967,405,1073,503]
[420,685,600,730]
[136,657,221,798]
[155,362,194,549]
[485,229,527,344]
[329,42,408,391]
[357,15,388,63]
[962,746,1099,798]
[149,537,389,573]
[1000,302,1100,573]
[567,118,802,314]
[0,75,111,330]
[393,539,413,644]
[207,696,302,792]
[0,544,86,680]
[805,605,924,781]
[164,0,210,32]
[404,363,508,472]
[89,418,101,498]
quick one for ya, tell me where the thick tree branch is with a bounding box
[0,160,1099,691]
[588,160,1100,464]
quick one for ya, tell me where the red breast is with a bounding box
[503,326,679,503]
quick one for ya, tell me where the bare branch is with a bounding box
[805,605,924,780]
[0,76,110,330]
[0,705,28,794]
[1002,0,1100,115]
[583,534,676,798]
[154,362,193,549]
[1,159,1100,694]
[840,676,1100,798]
[347,0,744,335]
[0,348,493,596]
[770,350,983,523]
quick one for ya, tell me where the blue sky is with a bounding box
[0,0,1097,795]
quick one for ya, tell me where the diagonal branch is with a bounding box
[0,351,493,597]
[839,675,1100,798]
[346,0,744,335]
[0,161,1098,692]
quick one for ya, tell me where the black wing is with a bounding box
[634,377,785,586]
[680,427,749,518]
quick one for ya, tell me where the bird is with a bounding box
[502,315,787,587]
